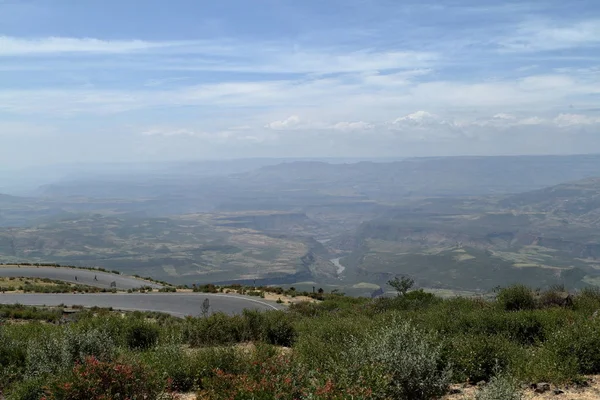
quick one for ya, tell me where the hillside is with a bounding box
[338,178,600,292]
[3,156,600,292]
[0,211,337,285]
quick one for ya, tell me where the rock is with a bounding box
[534,382,551,393]
[553,389,564,395]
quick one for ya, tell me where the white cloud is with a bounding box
[492,113,516,120]
[265,116,302,130]
[333,121,373,131]
[554,113,600,127]
[141,128,204,137]
[0,36,436,76]
[0,36,191,55]
[499,19,600,52]
[517,116,546,125]
[391,111,448,128]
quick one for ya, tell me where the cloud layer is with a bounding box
[0,1,599,166]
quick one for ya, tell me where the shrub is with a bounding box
[262,311,297,347]
[497,285,536,311]
[139,345,197,392]
[125,321,159,350]
[64,328,115,364]
[475,374,523,400]
[538,287,573,309]
[546,318,600,374]
[184,313,244,347]
[0,330,26,390]
[512,345,579,384]
[0,329,26,369]
[574,286,600,314]
[371,289,439,313]
[350,317,451,400]
[44,356,174,400]
[448,334,519,383]
[294,315,370,372]
[6,377,46,400]
[198,352,375,400]
[25,334,72,377]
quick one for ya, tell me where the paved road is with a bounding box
[0,293,282,316]
[0,267,162,289]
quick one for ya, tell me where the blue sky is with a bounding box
[1,0,600,166]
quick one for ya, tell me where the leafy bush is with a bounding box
[6,377,46,400]
[497,285,536,311]
[0,329,26,369]
[125,321,159,350]
[262,311,297,347]
[512,346,579,384]
[574,286,600,314]
[546,318,600,374]
[351,317,451,400]
[538,287,573,309]
[370,289,439,313]
[183,313,244,346]
[44,356,174,400]
[294,315,370,372]
[139,345,198,392]
[198,352,375,400]
[26,334,72,377]
[475,374,523,400]
[0,330,26,390]
[64,328,115,364]
[448,334,519,383]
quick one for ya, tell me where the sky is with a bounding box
[0,0,600,167]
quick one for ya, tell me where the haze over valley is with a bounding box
[1,155,600,295]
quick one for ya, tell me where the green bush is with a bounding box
[26,334,72,377]
[44,356,174,400]
[64,328,115,364]
[184,313,244,346]
[497,285,536,311]
[546,318,600,374]
[475,374,523,400]
[354,317,451,400]
[294,315,370,372]
[574,287,600,314]
[262,311,297,347]
[447,333,519,383]
[6,377,46,400]
[512,345,579,384]
[370,289,440,313]
[0,329,26,369]
[139,345,198,392]
[125,322,160,350]
[0,330,26,390]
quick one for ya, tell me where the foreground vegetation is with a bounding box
[2,284,600,399]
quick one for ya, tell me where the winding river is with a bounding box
[330,257,345,275]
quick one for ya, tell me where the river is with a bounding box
[330,257,345,275]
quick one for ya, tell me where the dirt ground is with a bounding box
[443,376,600,399]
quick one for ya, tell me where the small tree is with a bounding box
[388,276,414,296]
[201,298,211,318]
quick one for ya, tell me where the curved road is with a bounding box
[0,293,282,317]
[0,267,162,289]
